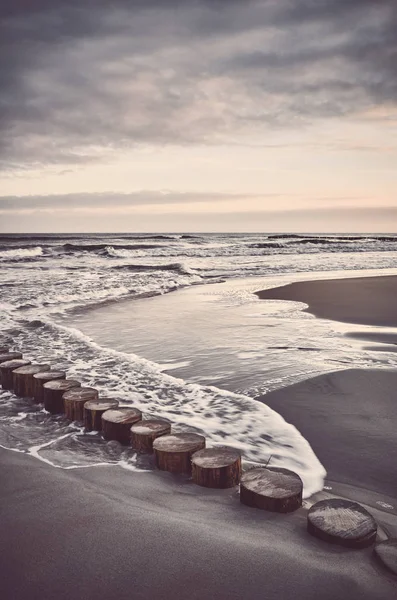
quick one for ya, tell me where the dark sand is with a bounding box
[256,275,397,327]
[259,369,397,500]
[1,449,396,600]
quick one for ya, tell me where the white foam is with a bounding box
[0,246,43,259]
[38,318,326,498]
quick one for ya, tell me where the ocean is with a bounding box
[1,232,397,497]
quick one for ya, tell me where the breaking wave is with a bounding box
[0,246,44,260]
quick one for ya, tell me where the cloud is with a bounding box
[1,0,396,170]
[0,190,273,212]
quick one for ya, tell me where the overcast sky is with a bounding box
[0,0,396,232]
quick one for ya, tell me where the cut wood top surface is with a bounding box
[0,352,23,362]
[43,379,81,391]
[13,364,51,376]
[192,447,241,468]
[241,467,303,498]
[101,407,142,424]
[307,499,377,541]
[153,433,205,452]
[63,387,98,401]
[84,399,119,411]
[0,359,31,370]
[130,420,170,435]
[33,371,66,380]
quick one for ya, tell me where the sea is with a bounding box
[1,232,397,497]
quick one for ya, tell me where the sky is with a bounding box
[0,0,396,233]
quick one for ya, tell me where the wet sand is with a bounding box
[256,275,397,327]
[257,275,397,500]
[1,448,396,600]
[258,368,397,500]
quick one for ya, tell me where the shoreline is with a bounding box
[258,368,397,501]
[256,274,397,501]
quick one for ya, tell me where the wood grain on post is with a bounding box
[43,379,81,415]
[307,498,378,549]
[192,447,241,488]
[101,407,142,445]
[0,352,23,365]
[153,433,206,475]
[240,467,303,513]
[13,364,51,397]
[33,371,66,403]
[84,399,120,432]
[63,387,99,422]
[130,419,171,453]
[0,359,31,389]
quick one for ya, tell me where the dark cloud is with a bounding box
[1,0,396,170]
[0,191,270,211]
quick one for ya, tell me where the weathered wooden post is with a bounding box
[153,433,206,475]
[130,419,171,453]
[101,407,142,445]
[0,359,31,389]
[13,364,51,397]
[84,399,120,432]
[63,387,99,422]
[43,379,81,414]
[33,371,66,403]
[0,352,23,364]
[192,447,241,488]
[240,467,303,513]
[307,498,378,548]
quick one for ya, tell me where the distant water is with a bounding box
[1,232,397,496]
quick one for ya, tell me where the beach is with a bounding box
[1,239,397,597]
[1,448,396,600]
[256,275,397,328]
[256,275,397,499]
[259,368,397,501]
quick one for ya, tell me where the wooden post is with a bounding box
[0,359,31,389]
[84,399,120,432]
[192,447,241,488]
[43,379,81,415]
[13,364,51,397]
[101,407,142,445]
[240,467,303,513]
[153,433,206,475]
[307,498,378,549]
[130,419,171,453]
[0,352,23,365]
[32,371,66,403]
[63,387,99,422]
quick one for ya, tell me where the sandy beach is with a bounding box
[1,448,396,600]
[256,275,397,501]
[259,368,397,500]
[256,275,397,328]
